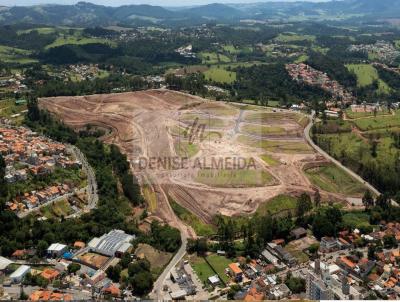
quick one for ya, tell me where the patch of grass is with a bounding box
[40,199,73,219]
[180,113,227,128]
[0,99,27,125]
[241,124,287,136]
[343,211,372,229]
[143,185,157,212]
[256,194,297,216]
[206,254,232,283]
[18,27,56,35]
[199,52,231,64]
[204,67,236,84]
[134,243,172,278]
[305,164,365,196]
[260,154,279,166]
[346,64,391,94]
[190,256,215,284]
[353,110,400,131]
[284,244,309,264]
[275,33,315,43]
[345,108,391,119]
[0,45,37,64]
[170,200,215,237]
[45,36,115,49]
[238,135,313,154]
[196,169,275,188]
[174,141,199,158]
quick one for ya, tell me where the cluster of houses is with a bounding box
[175,45,196,59]
[286,63,354,104]
[0,126,82,214]
[55,64,106,82]
[348,41,400,64]
[0,73,27,95]
[0,230,135,300]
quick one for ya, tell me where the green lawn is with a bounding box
[196,169,275,188]
[305,164,365,197]
[0,45,37,64]
[353,110,400,131]
[204,67,236,84]
[45,36,115,49]
[241,124,287,136]
[180,113,227,128]
[346,64,391,94]
[170,200,215,237]
[345,108,391,119]
[0,99,27,125]
[17,27,56,35]
[206,254,232,283]
[191,256,215,284]
[260,154,280,166]
[40,199,74,219]
[275,33,315,43]
[199,52,231,64]
[174,141,199,158]
[238,135,313,154]
[256,194,298,216]
[343,211,372,229]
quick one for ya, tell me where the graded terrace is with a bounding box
[40,89,365,229]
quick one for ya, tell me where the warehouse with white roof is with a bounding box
[88,229,135,257]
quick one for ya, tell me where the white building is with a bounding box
[47,243,68,258]
[9,265,30,283]
[88,230,135,257]
[0,256,12,272]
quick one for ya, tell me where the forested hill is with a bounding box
[2,0,400,27]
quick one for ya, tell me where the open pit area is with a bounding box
[39,89,363,231]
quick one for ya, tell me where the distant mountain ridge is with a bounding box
[0,0,399,26]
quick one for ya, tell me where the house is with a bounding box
[229,263,243,282]
[320,237,339,252]
[29,290,72,301]
[73,241,86,249]
[208,275,220,287]
[268,283,292,300]
[0,256,12,272]
[102,284,120,297]
[47,243,68,258]
[291,227,307,239]
[9,265,30,283]
[41,268,60,281]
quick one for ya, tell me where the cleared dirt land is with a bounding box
[39,89,361,230]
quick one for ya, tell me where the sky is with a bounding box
[0,0,330,8]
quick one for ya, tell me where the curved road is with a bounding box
[304,111,380,196]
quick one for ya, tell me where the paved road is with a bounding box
[66,145,98,218]
[150,231,188,300]
[304,111,381,196]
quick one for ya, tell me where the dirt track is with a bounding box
[40,89,350,228]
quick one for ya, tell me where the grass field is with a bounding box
[275,33,315,43]
[180,113,227,128]
[204,67,236,84]
[174,141,199,158]
[199,52,231,64]
[244,111,308,127]
[18,27,56,35]
[238,135,313,154]
[256,194,298,216]
[342,211,372,229]
[196,169,275,187]
[190,256,215,284]
[40,199,74,219]
[206,254,232,283]
[346,64,391,94]
[284,243,309,263]
[345,108,392,119]
[45,35,115,49]
[260,154,280,166]
[241,124,287,136]
[353,110,400,131]
[305,164,365,196]
[134,243,172,277]
[143,185,157,212]
[0,45,37,64]
[0,99,27,125]
[170,200,215,237]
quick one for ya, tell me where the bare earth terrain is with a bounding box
[39,89,355,233]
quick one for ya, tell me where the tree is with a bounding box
[36,240,48,257]
[67,263,81,274]
[362,190,374,210]
[367,245,376,260]
[131,271,153,296]
[285,276,306,294]
[106,264,122,283]
[314,189,321,208]
[296,193,312,223]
